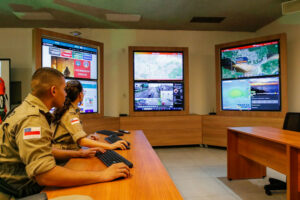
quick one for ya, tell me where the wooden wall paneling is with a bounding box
[128,46,189,116]
[215,33,287,118]
[202,115,284,147]
[120,115,202,146]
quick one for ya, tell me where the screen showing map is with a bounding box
[222,77,280,111]
[134,52,183,80]
[221,41,279,79]
[42,38,98,80]
[65,79,98,113]
[134,82,184,111]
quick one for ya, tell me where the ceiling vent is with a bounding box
[282,0,300,15]
[190,17,225,23]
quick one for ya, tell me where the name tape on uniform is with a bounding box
[71,118,80,125]
[23,127,41,139]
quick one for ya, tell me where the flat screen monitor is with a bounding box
[221,40,280,79]
[134,51,183,81]
[65,79,98,113]
[0,59,10,110]
[221,77,280,111]
[42,38,98,80]
[134,82,184,111]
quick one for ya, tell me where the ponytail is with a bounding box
[53,80,83,123]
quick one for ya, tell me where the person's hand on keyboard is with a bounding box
[78,147,106,158]
[103,162,130,181]
[110,140,129,150]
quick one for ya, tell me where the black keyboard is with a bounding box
[95,150,133,168]
[105,134,130,149]
[95,130,124,136]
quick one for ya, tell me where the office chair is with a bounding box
[264,112,300,195]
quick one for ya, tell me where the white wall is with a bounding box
[0,29,33,101]
[256,19,300,112]
[0,28,254,116]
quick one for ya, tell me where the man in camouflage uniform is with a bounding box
[0,68,130,199]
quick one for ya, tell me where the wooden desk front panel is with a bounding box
[120,115,202,146]
[203,115,284,147]
[44,131,183,200]
[237,134,287,174]
[81,116,120,134]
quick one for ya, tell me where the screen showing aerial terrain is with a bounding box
[134,82,184,111]
[42,38,98,79]
[65,79,98,113]
[222,77,280,111]
[221,41,279,79]
[134,52,183,80]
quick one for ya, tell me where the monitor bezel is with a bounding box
[33,28,104,116]
[215,33,287,117]
[129,46,189,116]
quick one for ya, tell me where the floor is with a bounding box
[154,146,286,200]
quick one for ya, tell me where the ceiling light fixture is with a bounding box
[13,12,54,20]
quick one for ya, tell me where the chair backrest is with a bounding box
[283,112,300,132]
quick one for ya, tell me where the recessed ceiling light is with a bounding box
[105,13,141,22]
[13,12,54,20]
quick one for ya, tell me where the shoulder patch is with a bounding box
[70,118,80,125]
[23,127,41,139]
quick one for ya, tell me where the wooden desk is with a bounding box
[44,130,183,200]
[227,127,300,200]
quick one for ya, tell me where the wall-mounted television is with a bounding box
[42,38,98,80]
[215,33,287,117]
[221,40,281,111]
[221,41,279,79]
[65,79,98,113]
[134,51,183,81]
[34,29,104,115]
[129,47,189,116]
[134,82,184,111]
[222,77,280,111]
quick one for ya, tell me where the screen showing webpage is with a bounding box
[42,38,98,80]
[65,79,98,113]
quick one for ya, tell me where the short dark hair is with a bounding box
[31,68,64,98]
